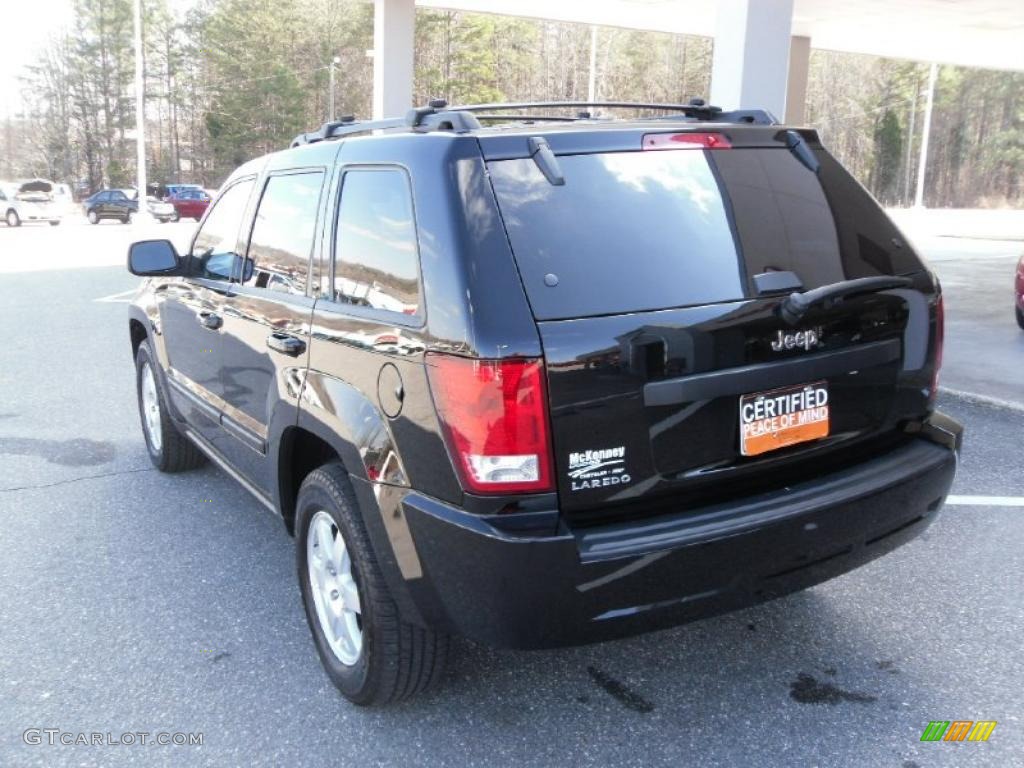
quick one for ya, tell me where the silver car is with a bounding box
[0,179,63,227]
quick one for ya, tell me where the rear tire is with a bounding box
[296,463,449,706]
[6,209,20,227]
[1017,306,1024,331]
[134,342,206,472]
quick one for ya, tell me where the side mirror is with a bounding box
[127,239,182,276]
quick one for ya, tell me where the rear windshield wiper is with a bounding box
[780,275,913,324]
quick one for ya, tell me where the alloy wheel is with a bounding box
[306,510,363,666]
[140,361,162,453]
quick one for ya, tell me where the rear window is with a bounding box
[488,147,923,321]
[488,151,743,320]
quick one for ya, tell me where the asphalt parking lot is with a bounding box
[0,217,1022,767]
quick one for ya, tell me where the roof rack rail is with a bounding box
[288,97,778,148]
[405,99,482,132]
[444,98,776,125]
[289,115,408,148]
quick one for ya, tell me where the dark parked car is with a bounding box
[84,189,177,223]
[1016,254,1024,329]
[166,188,211,221]
[84,189,136,223]
[126,100,961,706]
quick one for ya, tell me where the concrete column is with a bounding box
[372,0,415,120]
[710,0,794,120]
[785,35,810,124]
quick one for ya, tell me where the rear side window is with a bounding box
[712,149,844,289]
[488,151,744,320]
[242,171,325,296]
[189,179,254,281]
[813,151,925,278]
[332,169,421,319]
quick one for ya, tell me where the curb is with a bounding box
[938,387,1024,414]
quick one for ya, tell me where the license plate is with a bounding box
[739,381,829,456]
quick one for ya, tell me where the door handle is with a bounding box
[267,332,306,357]
[198,311,222,330]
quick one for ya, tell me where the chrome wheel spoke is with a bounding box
[338,540,351,573]
[339,574,361,614]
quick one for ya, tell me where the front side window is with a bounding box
[240,171,324,296]
[189,179,255,281]
[333,169,421,319]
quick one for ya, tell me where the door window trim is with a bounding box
[326,163,426,328]
[186,174,257,283]
[233,166,327,299]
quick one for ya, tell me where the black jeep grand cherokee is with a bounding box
[126,100,961,706]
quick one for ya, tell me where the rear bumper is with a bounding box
[386,414,961,649]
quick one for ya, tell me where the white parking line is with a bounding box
[93,289,136,303]
[947,495,1024,507]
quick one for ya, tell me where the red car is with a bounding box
[166,189,210,221]
[1016,253,1024,330]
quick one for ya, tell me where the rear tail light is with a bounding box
[426,354,554,495]
[931,293,944,397]
[642,132,732,150]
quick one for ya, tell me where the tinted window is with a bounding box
[111,191,127,201]
[333,169,421,318]
[189,179,254,281]
[813,151,925,278]
[489,148,925,321]
[241,171,324,295]
[713,149,844,290]
[489,151,743,320]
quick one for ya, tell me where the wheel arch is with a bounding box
[276,425,349,535]
[129,317,148,359]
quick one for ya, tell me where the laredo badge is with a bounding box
[568,446,631,491]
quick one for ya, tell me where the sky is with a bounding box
[0,0,74,116]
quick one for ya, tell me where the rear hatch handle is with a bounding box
[780,275,913,325]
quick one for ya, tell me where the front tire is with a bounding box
[87,209,99,224]
[6,209,20,227]
[296,463,448,706]
[49,220,60,226]
[134,342,206,472]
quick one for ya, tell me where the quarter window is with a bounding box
[333,169,421,318]
[241,171,325,295]
[189,179,254,281]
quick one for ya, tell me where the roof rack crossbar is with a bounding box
[473,114,583,122]
[449,100,712,113]
[443,100,776,125]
